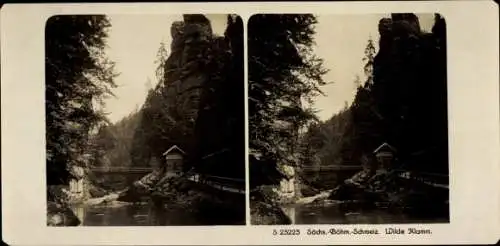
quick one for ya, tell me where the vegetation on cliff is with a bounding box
[248,14,329,188]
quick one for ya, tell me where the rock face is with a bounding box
[156,14,230,158]
[164,15,213,123]
[158,14,244,179]
[372,13,448,174]
[47,201,81,226]
[131,14,244,179]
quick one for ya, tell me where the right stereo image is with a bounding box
[247,13,449,225]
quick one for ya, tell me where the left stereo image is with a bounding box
[45,14,245,226]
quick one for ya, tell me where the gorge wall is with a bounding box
[299,13,448,181]
[129,14,245,179]
[372,13,448,173]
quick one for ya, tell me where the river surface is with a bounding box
[71,201,202,226]
[282,201,449,224]
[77,172,183,226]
[77,172,238,226]
[72,172,246,226]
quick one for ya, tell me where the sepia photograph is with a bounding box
[2,1,499,245]
[45,14,246,226]
[249,13,449,225]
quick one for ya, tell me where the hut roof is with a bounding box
[373,142,397,154]
[162,145,186,156]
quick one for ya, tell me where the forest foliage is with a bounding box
[248,14,329,187]
[46,15,117,185]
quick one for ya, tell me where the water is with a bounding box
[283,201,449,225]
[77,172,201,226]
[71,201,201,226]
[73,172,245,226]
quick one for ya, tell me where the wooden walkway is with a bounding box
[90,166,245,194]
[90,167,153,174]
[187,174,245,195]
[394,169,449,189]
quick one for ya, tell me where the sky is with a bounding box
[312,14,435,121]
[103,14,228,123]
[102,14,435,123]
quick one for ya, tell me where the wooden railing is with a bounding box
[394,169,449,189]
[300,165,363,172]
[187,173,245,194]
[90,167,153,173]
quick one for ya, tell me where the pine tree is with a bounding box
[362,36,376,88]
[154,41,169,87]
[335,35,382,167]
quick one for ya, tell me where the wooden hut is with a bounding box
[162,145,186,177]
[373,142,397,170]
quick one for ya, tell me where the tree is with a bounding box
[45,15,117,185]
[154,41,169,87]
[362,36,376,87]
[248,14,328,187]
[129,38,177,168]
[92,110,142,169]
[341,36,381,165]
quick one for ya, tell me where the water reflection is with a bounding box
[283,201,447,224]
[73,206,85,223]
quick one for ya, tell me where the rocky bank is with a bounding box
[319,167,448,217]
[250,186,292,225]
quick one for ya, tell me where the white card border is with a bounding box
[1,1,499,245]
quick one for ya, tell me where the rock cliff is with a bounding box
[162,15,214,127]
[130,14,243,180]
[323,13,448,217]
[372,13,447,171]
